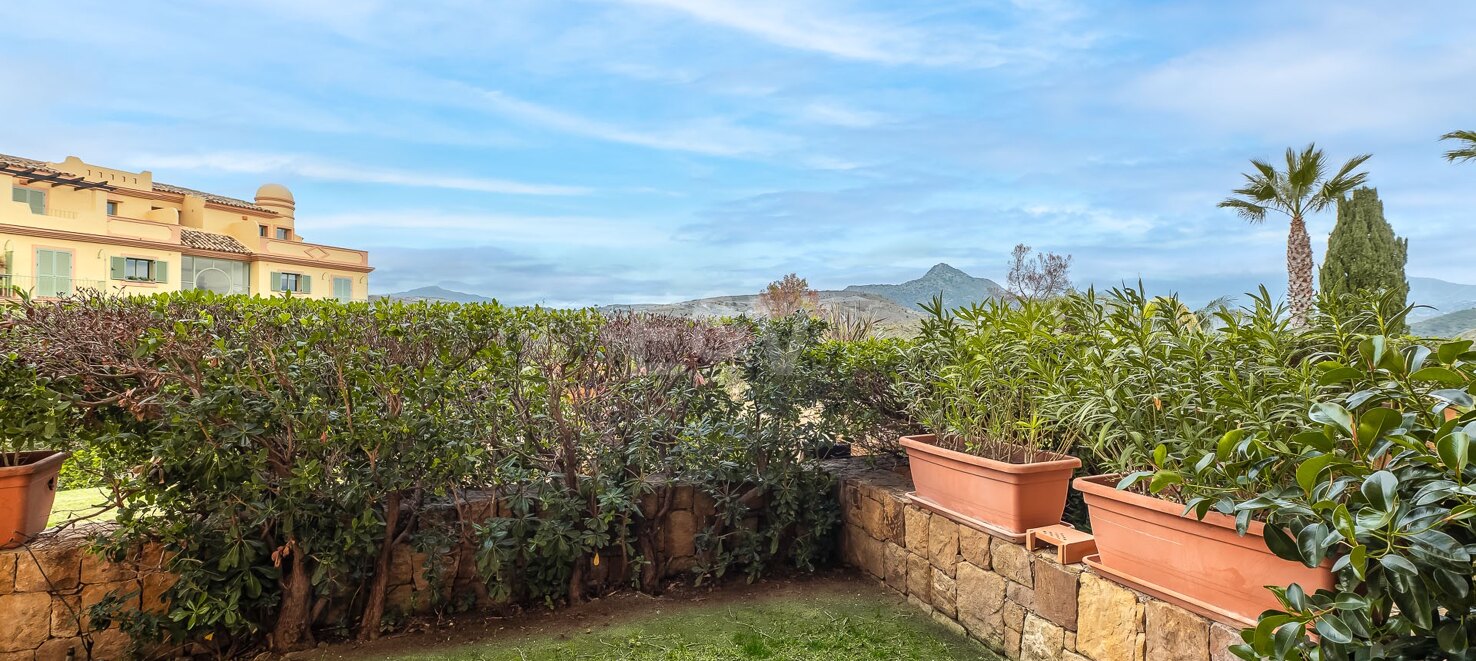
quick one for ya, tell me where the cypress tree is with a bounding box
[1319,187,1409,325]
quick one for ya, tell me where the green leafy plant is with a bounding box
[1170,335,1476,659]
[902,296,1079,462]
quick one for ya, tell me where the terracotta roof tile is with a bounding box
[180,228,251,255]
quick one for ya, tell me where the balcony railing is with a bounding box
[0,274,110,299]
[45,208,79,220]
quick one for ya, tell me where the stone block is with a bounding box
[15,543,83,593]
[1209,622,1243,661]
[906,553,932,602]
[848,525,884,579]
[841,482,863,525]
[958,525,991,569]
[879,493,907,544]
[81,548,134,584]
[1065,630,1076,651]
[1022,613,1066,661]
[884,543,908,592]
[672,484,694,510]
[35,638,85,661]
[955,562,1007,647]
[1034,560,1079,630]
[140,569,178,614]
[904,506,930,555]
[1005,623,1023,658]
[907,593,935,616]
[928,516,959,577]
[89,626,132,660]
[1002,599,1027,634]
[1076,573,1143,661]
[1145,601,1210,661]
[991,540,1032,586]
[1007,580,1035,611]
[931,567,957,619]
[0,553,14,595]
[0,591,51,652]
[664,509,697,558]
[51,592,81,636]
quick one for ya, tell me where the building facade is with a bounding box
[0,154,370,301]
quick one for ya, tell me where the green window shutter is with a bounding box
[270,272,283,291]
[154,261,169,284]
[110,256,125,280]
[300,275,312,294]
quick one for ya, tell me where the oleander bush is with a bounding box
[0,292,844,656]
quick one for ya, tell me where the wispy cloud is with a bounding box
[609,0,1056,67]
[132,152,591,196]
[463,87,792,156]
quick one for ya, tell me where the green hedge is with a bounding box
[1,292,850,654]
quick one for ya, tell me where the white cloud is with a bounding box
[310,210,669,247]
[464,87,792,156]
[796,101,890,128]
[131,152,590,196]
[608,0,1014,67]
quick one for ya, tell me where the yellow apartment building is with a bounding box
[0,154,371,301]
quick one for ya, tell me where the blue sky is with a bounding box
[1,1,1473,306]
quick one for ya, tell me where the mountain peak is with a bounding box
[844,264,1006,310]
[924,263,967,278]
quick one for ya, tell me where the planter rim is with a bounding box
[0,450,70,478]
[901,434,1081,474]
[1074,473,1267,536]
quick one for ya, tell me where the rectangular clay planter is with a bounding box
[0,450,68,549]
[1075,474,1335,627]
[900,434,1079,536]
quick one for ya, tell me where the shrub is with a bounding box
[2,293,842,654]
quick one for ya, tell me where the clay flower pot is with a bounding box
[0,451,69,549]
[900,434,1079,537]
[1075,474,1335,626]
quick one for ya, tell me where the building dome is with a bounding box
[255,183,294,204]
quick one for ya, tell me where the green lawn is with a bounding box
[48,487,114,527]
[360,580,994,661]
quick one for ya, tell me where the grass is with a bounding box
[371,583,994,661]
[48,486,113,527]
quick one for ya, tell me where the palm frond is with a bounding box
[1218,198,1268,223]
[1442,130,1476,163]
[1310,153,1373,212]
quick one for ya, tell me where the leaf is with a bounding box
[1410,366,1465,385]
[1263,523,1301,563]
[1379,553,1418,577]
[1217,429,1244,461]
[1360,471,1398,513]
[1115,471,1153,490]
[1356,408,1403,445]
[1437,619,1468,656]
[1436,431,1471,472]
[1432,388,1475,408]
[1310,402,1353,436]
[1317,366,1363,385]
[1149,470,1183,494]
[1439,340,1474,365]
[1272,621,1303,658]
[1296,524,1330,568]
[1409,529,1472,566]
[1314,613,1354,644]
[1295,454,1338,497]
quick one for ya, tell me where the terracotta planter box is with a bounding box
[1075,474,1335,627]
[900,434,1079,537]
[0,451,68,549]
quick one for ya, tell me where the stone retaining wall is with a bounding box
[830,460,1244,661]
[0,485,719,661]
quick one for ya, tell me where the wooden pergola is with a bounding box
[0,163,115,192]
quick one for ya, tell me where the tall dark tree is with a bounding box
[1219,144,1371,326]
[1319,187,1408,328]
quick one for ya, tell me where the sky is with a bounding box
[1,1,1473,307]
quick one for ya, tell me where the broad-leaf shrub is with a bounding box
[1,293,842,654]
[1197,336,1476,660]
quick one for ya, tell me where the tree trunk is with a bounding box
[270,539,316,651]
[1287,215,1315,327]
[357,491,401,641]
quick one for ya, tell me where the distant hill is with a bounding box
[380,285,493,304]
[602,290,926,332]
[1409,277,1476,322]
[1412,307,1476,339]
[845,263,1007,310]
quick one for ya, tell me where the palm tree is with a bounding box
[1219,144,1370,326]
[1442,130,1476,163]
